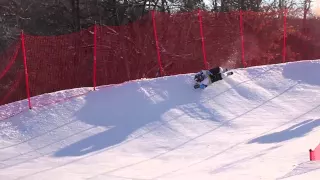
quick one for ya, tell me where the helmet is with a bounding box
[194,72,204,82]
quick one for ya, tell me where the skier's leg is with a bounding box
[209,66,229,74]
[210,73,223,83]
[219,67,224,73]
[210,71,233,83]
[208,67,220,75]
[221,71,233,79]
[219,67,231,73]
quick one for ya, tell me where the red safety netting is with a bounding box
[154,10,204,75]
[201,11,243,69]
[24,28,93,105]
[0,41,27,106]
[241,10,285,67]
[96,13,159,86]
[286,10,320,62]
[0,9,320,110]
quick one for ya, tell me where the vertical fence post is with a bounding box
[21,30,32,109]
[198,9,208,70]
[93,24,97,90]
[239,10,246,68]
[151,10,165,76]
[283,8,287,63]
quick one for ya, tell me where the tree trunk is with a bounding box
[72,0,80,31]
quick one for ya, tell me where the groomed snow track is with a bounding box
[0,60,320,180]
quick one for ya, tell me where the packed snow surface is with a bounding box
[0,60,320,180]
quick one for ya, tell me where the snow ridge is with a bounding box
[0,60,319,180]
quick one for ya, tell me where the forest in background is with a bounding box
[0,0,317,52]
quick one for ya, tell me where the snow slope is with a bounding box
[0,60,320,180]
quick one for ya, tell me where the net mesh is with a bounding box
[0,9,319,109]
[154,10,204,75]
[0,41,26,106]
[286,12,320,61]
[241,10,285,67]
[201,11,243,69]
[24,28,93,100]
[96,14,158,86]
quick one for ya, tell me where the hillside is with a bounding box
[0,60,320,180]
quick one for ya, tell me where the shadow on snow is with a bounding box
[248,119,320,144]
[53,75,227,157]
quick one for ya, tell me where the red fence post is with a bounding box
[239,10,246,68]
[283,8,287,63]
[93,24,97,90]
[198,9,208,70]
[21,30,32,109]
[151,10,165,76]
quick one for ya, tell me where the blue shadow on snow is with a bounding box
[53,75,226,157]
[248,119,320,144]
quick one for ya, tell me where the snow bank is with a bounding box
[0,60,319,180]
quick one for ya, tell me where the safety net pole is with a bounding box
[283,8,287,63]
[239,10,246,68]
[198,9,208,70]
[151,10,164,76]
[21,30,32,109]
[93,24,97,90]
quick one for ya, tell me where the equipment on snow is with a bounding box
[193,67,233,89]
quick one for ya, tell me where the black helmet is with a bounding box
[194,73,204,82]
